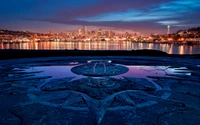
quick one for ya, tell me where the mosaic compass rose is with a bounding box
[11,60,172,124]
[9,60,187,125]
[2,57,199,125]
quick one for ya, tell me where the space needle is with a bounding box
[167,25,170,34]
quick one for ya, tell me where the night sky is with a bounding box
[0,0,200,34]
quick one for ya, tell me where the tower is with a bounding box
[167,25,170,34]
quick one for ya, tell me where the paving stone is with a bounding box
[0,57,200,124]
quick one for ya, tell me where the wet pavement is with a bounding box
[0,56,200,125]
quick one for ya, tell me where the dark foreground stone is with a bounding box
[0,56,200,125]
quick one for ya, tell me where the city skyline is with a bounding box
[0,0,200,34]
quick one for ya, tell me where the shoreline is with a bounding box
[0,49,199,60]
[1,40,200,45]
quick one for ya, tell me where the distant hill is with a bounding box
[177,27,200,34]
[175,27,200,39]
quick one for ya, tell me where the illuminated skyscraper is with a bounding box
[78,28,82,36]
[108,30,111,37]
[83,26,88,36]
[98,28,102,36]
[94,29,97,36]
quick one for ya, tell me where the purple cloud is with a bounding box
[0,0,199,34]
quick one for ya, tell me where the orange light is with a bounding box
[168,38,173,41]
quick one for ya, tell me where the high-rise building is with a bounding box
[78,28,82,36]
[83,26,88,36]
[104,30,111,37]
[98,28,102,36]
[108,30,111,37]
[94,29,97,36]
[110,31,115,37]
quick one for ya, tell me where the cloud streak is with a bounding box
[78,0,200,23]
[0,0,199,34]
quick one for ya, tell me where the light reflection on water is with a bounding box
[24,65,190,80]
[25,66,85,80]
[0,41,199,54]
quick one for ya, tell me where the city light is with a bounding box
[0,27,200,45]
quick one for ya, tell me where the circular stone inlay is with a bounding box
[71,60,129,77]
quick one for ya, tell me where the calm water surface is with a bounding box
[1,41,199,54]
[24,65,190,80]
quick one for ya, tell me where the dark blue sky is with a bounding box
[0,0,200,34]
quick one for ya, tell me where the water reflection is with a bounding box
[25,66,85,80]
[24,65,190,80]
[179,46,184,55]
[0,41,199,54]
